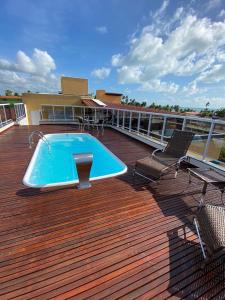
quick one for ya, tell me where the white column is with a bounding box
[129,112,132,132]
[147,114,152,136]
[161,116,167,142]
[202,121,215,161]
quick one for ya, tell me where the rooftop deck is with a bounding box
[0,125,224,299]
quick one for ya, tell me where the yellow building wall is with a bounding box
[61,77,88,95]
[22,93,83,125]
[96,90,122,104]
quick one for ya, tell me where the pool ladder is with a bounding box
[29,131,51,152]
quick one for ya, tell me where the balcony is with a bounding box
[0,124,224,298]
[0,103,26,132]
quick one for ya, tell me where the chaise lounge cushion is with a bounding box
[135,156,169,179]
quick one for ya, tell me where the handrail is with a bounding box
[40,104,225,125]
[29,131,51,152]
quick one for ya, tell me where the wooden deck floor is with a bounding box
[0,125,224,299]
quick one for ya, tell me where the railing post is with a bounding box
[3,105,7,122]
[182,117,186,131]
[161,116,167,142]
[117,110,119,127]
[72,107,75,121]
[122,111,125,129]
[112,109,114,125]
[64,106,66,120]
[147,114,152,136]
[129,112,132,132]
[202,120,215,161]
[137,113,141,133]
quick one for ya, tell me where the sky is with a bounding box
[0,0,225,108]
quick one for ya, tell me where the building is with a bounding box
[96,90,122,104]
[22,76,122,125]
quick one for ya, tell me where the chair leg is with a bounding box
[132,167,136,185]
[193,218,207,260]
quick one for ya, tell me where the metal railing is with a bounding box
[0,103,13,128]
[14,103,26,121]
[40,104,225,172]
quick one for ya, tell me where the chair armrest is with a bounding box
[152,148,163,157]
[177,156,188,164]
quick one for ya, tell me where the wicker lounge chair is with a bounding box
[133,129,195,182]
[193,204,225,265]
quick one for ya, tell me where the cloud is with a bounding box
[0,48,59,92]
[197,64,225,83]
[207,0,222,10]
[139,79,179,94]
[111,54,124,67]
[111,7,225,96]
[96,26,108,34]
[219,9,225,18]
[91,67,111,79]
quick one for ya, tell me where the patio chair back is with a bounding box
[196,204,225,255]
[164,130,195,158]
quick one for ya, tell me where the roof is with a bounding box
[82,98,107,107]
[82,98,186,115]
[82,98,101,107]
[104,103,186,115]
[0,96,21,99]
[105,92,123,96]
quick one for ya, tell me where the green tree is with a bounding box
[5,89,13,96]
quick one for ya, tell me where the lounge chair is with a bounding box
[133,129,195,182]
[193,204,225,266]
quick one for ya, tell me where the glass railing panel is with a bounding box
[54,106,65,120]
[65,107,73,120]
[131,112,139,132]
[204,123,225,170]
[163,117,183,141]
[0,106,6,123]
[41,106,54,120]
[73,106,84,119]
[185,119,212,159]
[139,113,149,135]
[118,110,123,127]
[149,115,164,142]
[124,111,131,130]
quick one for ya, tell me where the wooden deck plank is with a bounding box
[0,125,224,299]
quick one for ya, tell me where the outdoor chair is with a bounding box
[94,119,105,134]
[133,129,195,182]
[193,204,225,267]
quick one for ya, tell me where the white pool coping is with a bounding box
[23,133,128,188]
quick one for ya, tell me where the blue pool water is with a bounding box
[23,133,127,188]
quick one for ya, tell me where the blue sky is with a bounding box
[0,0,225,108]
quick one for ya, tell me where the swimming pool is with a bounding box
[23,133,127,188]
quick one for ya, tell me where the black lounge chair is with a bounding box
[133,129,195,182]
[193,204,225,266]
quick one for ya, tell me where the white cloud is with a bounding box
[197,64,225,83]
[0,48,58,93]
[111,54,124,67]
[208,0,222,10]
[96,26,108,34]
[91,67,111,79]
[219,9,225,18]
[111,8,225,96]
[139,79,179,94]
